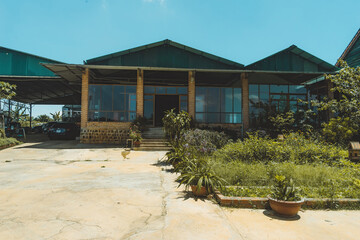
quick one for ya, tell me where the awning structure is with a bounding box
[42,63,330,87]
[0,75,81,104]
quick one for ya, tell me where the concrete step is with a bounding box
[134,146,172,151]
[141,138,167,143]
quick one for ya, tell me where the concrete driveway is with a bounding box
[0,139,360,240]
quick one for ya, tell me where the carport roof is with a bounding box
[0,75,81,104]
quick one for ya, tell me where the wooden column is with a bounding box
[241,73,249,131]
[188,71,196,119]
[81,68,89,129]
[136,69,144,117]
[327,80,334,119]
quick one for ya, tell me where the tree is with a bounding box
[0,82,16,99]
[50,111,62,122]
[34,114,51,122]
[312,60,360,143]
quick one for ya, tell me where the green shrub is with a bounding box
[181,129,231,155]
[163,109,191,141]
[0,137,20,148]
[213,133,347,165]
[270,175,301,201]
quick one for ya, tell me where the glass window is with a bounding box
[249,85,259,94]
[89,85,101,111]
[207,88,220,112]
[195,87,242,124]
[221,88,233,113]
[289,85,307,94]
[177,87,187,94]
[166,87,177,94]
[126,86,136,94]
[144,86,155,94]
[113,85,125,111]
[259,85,269,93]
[101,85,113,111]
[88,84,137,122]
[156,87,166,94]
[270,85,288,94]
[234,88,242,113]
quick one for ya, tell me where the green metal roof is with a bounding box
[0,46,63,77]
[246,45,338,73]
[337,28,360,68]
[85,39,244,70]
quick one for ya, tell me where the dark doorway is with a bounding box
[155,95,179,126]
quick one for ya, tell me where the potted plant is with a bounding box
[268,175,304,217]
[176,159,226,197]
[129,127,142,147]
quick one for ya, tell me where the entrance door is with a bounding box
[155,95,179,126]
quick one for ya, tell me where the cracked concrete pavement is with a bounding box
[0,139,360,239]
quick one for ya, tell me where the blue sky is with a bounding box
[0,0,359,116]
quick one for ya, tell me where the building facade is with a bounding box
[0,40,339,144]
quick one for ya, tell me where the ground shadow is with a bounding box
[176,190,207,202]
[263,210,301,221]
[15,140,124,150]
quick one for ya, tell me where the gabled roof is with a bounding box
[246,45,337,73]
[337,28,360,67]
[85,39,244,70]
[0,46,63,77]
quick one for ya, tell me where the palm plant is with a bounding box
[176,159,226,194]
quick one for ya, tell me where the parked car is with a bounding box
[32,125,43,133]
[47,122,80,140]
[5,122,22,137]
[42,122,57,134]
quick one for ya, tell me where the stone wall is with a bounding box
[80,122,131,144]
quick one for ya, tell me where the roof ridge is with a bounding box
[337,28,360,66]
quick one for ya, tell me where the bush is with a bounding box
[163,109,191,141]
[322,117,357,146]
[181,129,231,155]
[213,133,347,165]
[0,137,20,148]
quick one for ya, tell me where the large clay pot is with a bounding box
[134,141,141,147]
[191,185,209,197]
[268,196,304,217]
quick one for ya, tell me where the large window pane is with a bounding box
[114,87,125,111]
[129,94,136,111]
[177,87,187,94]
[101,85,113,111]
[156,87,166,94]
[207,113,220,123]
[126,86,136,94]
[234,88,242,112]
[270,85,288,94]
[166,87,177,94]
[207,88,220,112]
[89,85,101,110]
[221,88,233,113]
[144,86,155,94]
[289,85,306,94]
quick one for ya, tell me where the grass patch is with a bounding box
[209,133,360,202]
[0,138,21,148]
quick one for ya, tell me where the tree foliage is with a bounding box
[50,111,62,122]
[0,82,16,99]
[34,114,51,122]
[312,61,360,144]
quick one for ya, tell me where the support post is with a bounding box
[81,68,89,129]
[327,80,334,119]
[188,71,196,119]
[136,69,144,118]
[29,103,32,129]
[241,73,249,132]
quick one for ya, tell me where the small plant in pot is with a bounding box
[176,159,226,197]
[129,127,142,147]
[268,175,304,217]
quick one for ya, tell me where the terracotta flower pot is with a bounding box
[268,196,304,217]
[191,185,209,197]
[134,141,141,147]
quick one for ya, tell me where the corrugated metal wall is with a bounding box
[90,45,238,70]
[344,38,360,67]
[0,47,58,76]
